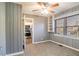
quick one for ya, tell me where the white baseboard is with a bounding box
[6,51,24,56]
[33,40,79,52]
[50,40,79,52]
[33,40,51,44]
[6,39,79,56]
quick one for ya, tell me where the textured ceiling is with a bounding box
[17,2,79,17]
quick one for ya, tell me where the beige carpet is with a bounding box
[25,41,79,56]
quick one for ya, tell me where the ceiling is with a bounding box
[17,2,79,17]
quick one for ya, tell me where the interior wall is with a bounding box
[51,4,79,39]
[5,2,24,54]
[0,3,6,55]
[50,4,79,51]
[24,14,49,43]
[24,18,33,28]
[55,4,79,19]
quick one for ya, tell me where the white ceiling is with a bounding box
[17,2,79,17]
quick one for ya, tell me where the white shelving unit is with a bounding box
[48,16,53,32]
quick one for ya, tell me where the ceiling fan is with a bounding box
[32,2,59,15]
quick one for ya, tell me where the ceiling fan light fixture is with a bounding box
[41,9,49,14]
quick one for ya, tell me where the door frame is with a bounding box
[24,17,34,44]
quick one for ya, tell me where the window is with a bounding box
[56,27,64,35]
[55,19,64,35]
[67,15,79,37]
[67,27,79,37]
[55,14,79,38]
[56,19,64,27]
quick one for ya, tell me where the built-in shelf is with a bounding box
[48,16,53,32]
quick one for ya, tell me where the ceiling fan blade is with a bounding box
[37,2,42,6]
[37,2,48,8]
[32,2,47,12]
[47,3,59,12]
[51,3,59,7]
[32,9,39,11]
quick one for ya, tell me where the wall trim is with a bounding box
[50,40,79,52]
[33,40,51,44]
[54,34,79,40]
[33,40,79,52]
[6,39,79,56]
[6,51,24,56]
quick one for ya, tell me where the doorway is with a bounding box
[25,25,32,44]
[24,17,34,45]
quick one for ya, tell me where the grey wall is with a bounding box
[0,3,6,55]
[5,3,24,54]
[0,2,49,55]
[50,4,79,50]
[25,14,49,42]
[55,4,79,19]
[51,34,79,50]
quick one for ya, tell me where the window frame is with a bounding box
[55,17,67,35]
[55,14,79,37]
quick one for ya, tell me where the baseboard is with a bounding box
[6,51,24,56]
[33,40,51,44]
[33,40,79,52]
[50,40,79,52]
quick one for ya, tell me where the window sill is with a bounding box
[54,34,79,40]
